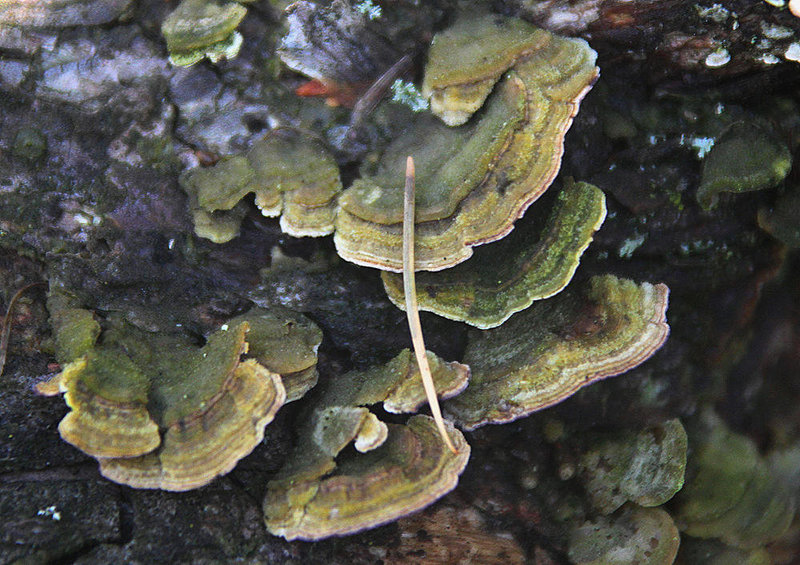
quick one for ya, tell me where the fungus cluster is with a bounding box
[39,8,674,543]
[334,13,599,271]
[181,129,342,243]
[672,411,795,548]
[264,349,470,540]
[39,293,321,491]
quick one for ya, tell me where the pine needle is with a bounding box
[403,156,458,454]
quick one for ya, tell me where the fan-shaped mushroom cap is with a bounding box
[246,130,342,237]
[445,276,669,430]
[578,419,688,514]
[100,358,285,491]
[57,352,160,459]
[180,130,342,243]
[697,122,792,210]
[326,349,469,412]
[161,0,246,66]
[334,22,598,271]
[265,415,469,541]
[382,180,606,328]
[228,306,322,401]
[422,13,556,126]
[568,505,680,565]
[264,349,470,540]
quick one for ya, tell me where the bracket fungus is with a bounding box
[161,0,247,66]
[578,419,688,515]
[264,349,470,540]
[697,122,792,210]
[39,295,300,491]
[227,306,322,402]
[422,13,567,127]
[181,130,342,243]
[382,180,607,328]
[333,16,598,272]
[673,411,795,548]
[567,505,680,565]
[444,275,670,430]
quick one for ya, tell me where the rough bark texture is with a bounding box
[2,1,800,562]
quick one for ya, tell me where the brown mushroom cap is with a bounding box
[334,21,598,272]
[445,275,670,430]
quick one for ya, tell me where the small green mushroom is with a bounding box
[161,0,247,66]
[578,419,688,514]
[422,13,555,126]
[180,130,343,243]
[228,306,323,402]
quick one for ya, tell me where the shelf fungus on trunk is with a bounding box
[333,15,598,272]
[382,180,606,328]
[264,349,470,541]
[671,410,795,549]
[697,121,792,211]
[422,13,563,127]
[567,505,680,565]
[180,129,342,243]
[36,294,339,491]
[227,306,322,402]
[161,0,247,66]
[444,276,670,430]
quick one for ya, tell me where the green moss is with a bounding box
[12,127,47,162]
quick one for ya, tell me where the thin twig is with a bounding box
[0,282,46,378]
[403,156,458,454]
[346,54,413,141]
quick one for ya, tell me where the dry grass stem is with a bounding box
[403,156,458,454]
